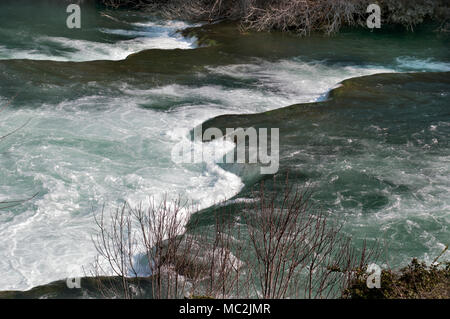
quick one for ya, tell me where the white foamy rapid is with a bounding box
[396,56,450,72]
[0,20,195,62]
[0,58,396,290]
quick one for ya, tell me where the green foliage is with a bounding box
[343,258,450,299]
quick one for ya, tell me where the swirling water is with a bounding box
[0,0,449,291]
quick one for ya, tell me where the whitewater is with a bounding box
[0,7,449,291]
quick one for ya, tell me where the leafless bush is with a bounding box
[240,0,366,35]
[91,178,379,299]
[101,0,155,9]
[102,0,449,34]
[91,198,194,298]
[242,179,379,298]
[102,0,248,22]
[91,198,249,298]
[381,0,445,31]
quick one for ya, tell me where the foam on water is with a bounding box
[0,100,243,289]
[325,142,450,266]
[396,56,450,72]
[45,35,194,61]
[0,20,196,62]
[0,59,396,290]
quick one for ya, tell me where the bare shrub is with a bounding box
[382,0,443,31]
[91,198,250,298]
[241,179,379,298]
[91,178,379,299]
[101,0,449,34]
[101,0,155,9]
[91,198,195,298]
[241,0,367,35]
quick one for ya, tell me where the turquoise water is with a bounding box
[0,0,449,291]
[201,71,450,271]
